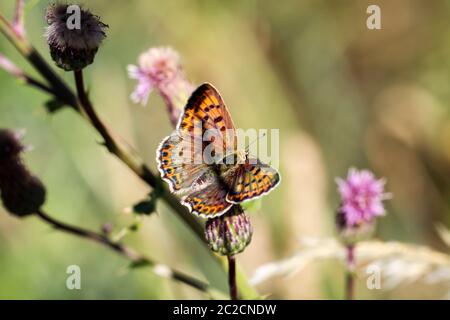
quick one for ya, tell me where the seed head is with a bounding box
[45,3,108,71]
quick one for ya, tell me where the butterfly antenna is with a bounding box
[245,132,266,154]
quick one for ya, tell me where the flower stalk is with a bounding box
[345,244,355,300]
[12,0,25,38]
[228,255,238,300]
[335,168,390,300]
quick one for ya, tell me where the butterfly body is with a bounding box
[157,83,280,218]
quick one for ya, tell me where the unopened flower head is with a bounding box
[45,3,108,71]
[128,47,194,124]
[336,168,390,228]
[0,129,25,163]
[0,129,46,217]
[205,205,253,256]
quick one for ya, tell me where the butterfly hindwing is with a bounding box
[226,159,280,203]
[181,176,233,217]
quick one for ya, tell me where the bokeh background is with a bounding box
[1,0,450,299]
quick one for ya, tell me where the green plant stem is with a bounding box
[0,12,258,299]
[345,244,355,300]
[228,255,238,300]
[35,209,210,293]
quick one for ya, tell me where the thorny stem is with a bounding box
[228,255,238,300]
[35,209,210,293]
[345,244,355,300]
[0,10,258,299]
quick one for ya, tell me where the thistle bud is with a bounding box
[205,206,253,256]
[45,3,108,71]
[0,129,46,217]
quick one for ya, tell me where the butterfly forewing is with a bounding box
[178,83,237,160]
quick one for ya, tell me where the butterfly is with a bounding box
[156,83,280,218]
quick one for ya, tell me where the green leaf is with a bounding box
[44,98,66,113]
[129,221,141,231]
[131,190,161,215]
[132,198,156,215]
[129,259,151,270]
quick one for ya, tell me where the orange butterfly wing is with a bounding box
[181,174,233,217]
[226,159,281,204]
[178,83,236,160]
[158,83,236,216]
[157,132,208,193]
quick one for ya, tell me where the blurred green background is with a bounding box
[1,0,450,299]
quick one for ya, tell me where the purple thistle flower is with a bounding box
[128,47,194,126]
[336,168,390,227]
